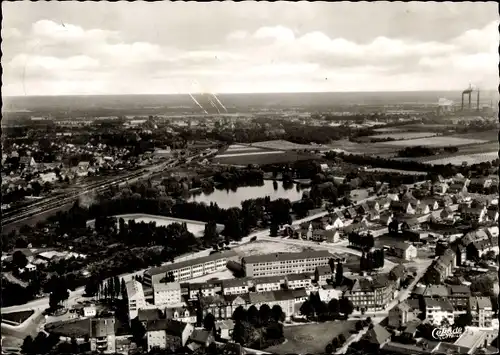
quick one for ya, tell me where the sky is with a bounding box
[2,2,498,96]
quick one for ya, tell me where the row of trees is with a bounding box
[300,294,354,321]
[348,232,375,251]
[360,249,385,271]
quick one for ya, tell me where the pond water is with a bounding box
[188,180,308,209]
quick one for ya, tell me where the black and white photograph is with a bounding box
[1,2,499,355]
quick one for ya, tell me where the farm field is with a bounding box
[368,132,437,140]
[327,140,399,156]
[213,150,318,166]
[380,136,487,147]
[364,168,427,175]
[424,151,498,166]
[249,140,327,151]
[265,321,356,354]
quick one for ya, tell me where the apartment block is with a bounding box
[153,282,182,307]
[242,250,331,277]
[126,280,146,325]
[424,298,454,326]
[143,250,238,286]
[469,296,493,328]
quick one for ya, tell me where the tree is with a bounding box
[328,299,340,316]
[388,220,399,235]
[338,334,346,345]
[203,313,216,331]
[70,337,79,353]
[12,250,28,269]
[355,320,364,331]
[270,223,279,237]
[300,300,314,318]
[130,318,146,345]
[121,279,127,300]
[271,305,285,322]
[455,310,473,328]
[204,221,219,246]
[331,337,340,348]
[232,306,247,322]
[247,305,259,326]
[259,304,271,324]
[339,297,354,317]
[335,262,344,286]
[22,335,34,354]
[325,343,334,353]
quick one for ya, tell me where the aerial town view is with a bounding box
[1,2,498,355]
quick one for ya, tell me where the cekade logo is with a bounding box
[431,326,464,340]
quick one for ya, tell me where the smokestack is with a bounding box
[477,90,480,111]
[461,93,464,111]
[468,92,471,110]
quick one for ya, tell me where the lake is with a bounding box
[188,180,308,209]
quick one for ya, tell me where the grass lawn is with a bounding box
[265,321,356,354]
[46,317,130,338]
[2,310,34,324]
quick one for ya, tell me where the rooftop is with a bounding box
[145,250,237,277]
[242,250,331,264]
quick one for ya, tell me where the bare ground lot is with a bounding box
[264,321,356,354]
[233,241,305,258]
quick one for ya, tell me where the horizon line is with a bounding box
[3,88,498,98]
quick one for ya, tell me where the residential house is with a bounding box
[90,318,116,354]
[379,212,393,226]
[438,195,454,208]
[362,324,391,348]
[253,276,283,292]
[286,273,312,290]
[387,193,400,201]
[200,294,249,321]
[126,280,147,324]
[447,285,471,312]
[486,226,499,239]
[486,207,498,222]
[187,329,215,350]
[388,301,418,328]
[248,289,307,320]
[345,274,397,312]
[440,207,456,222]
[344,207,358,220]
[391,242,418,261]
[367,210,380,221]
[146,319,194,352]
[317,285,343,302]
[425,249,456,284]
[222,278,251,296]
[215,320,234,341]
[448,183,467,194]
[315,265,333,285]
[424,298,454,326]
[469,296,493,328]
[467,237,499,260]
[421,198,440,211]
[188,282,221,299]
[19,156,37,169]
[418,285,449,299]
[461,206,488,223]
[165,307,197,324]
[401,218,420,232]
[469,178,492,189]
[377,197,392,210]
[311,229,340,243]
[153,282,182,307]
[138,308,165,327]
[391,201,416,215]
[327,216,345,229]
[415,204,431,215]
[400,319,423,341]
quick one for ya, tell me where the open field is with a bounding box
[233,241,305,258]
[249,140,327,151]
[424,151,498,166]
[368,132,438,140]
[373,127,405,133]
[46,318,91,338]
[213,150,319,166]
[380,136,487,147]
[364,168,427,175]
[327,140,399,156]
[2,310,34,325]
[265,321,356,354]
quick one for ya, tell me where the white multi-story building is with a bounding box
[221,279,250,295]
[126,280,147,324]
[470,296,493,328]
[248,289,307,321]
[286,274,312,290]
[146,319,194,352]
[153,282,182,307]
[144,250,238,286]
[242,250,331,278]
[253,276,284,292]
[424,298,455,326]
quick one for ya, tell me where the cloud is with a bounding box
[2,13,498,95]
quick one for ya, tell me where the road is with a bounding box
[335,258,432,354]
